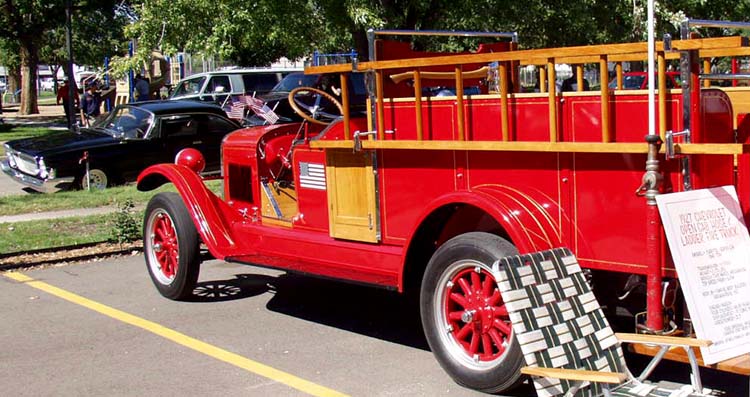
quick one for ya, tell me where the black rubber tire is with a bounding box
[420,232,524,394]
[143,192,200,300]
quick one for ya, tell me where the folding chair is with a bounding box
[493,248,713,397]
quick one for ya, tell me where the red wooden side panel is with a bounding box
[378,150,457,243]
[562,93,683,143]
[292,148,329,233]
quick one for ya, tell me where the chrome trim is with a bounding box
[1,159,75,193]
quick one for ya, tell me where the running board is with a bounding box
[225,253,397,290]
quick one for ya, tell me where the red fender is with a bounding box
[399,185,565,288]
[137,164,244,260]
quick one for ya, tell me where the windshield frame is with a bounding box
[94,106,155,139]
[270,73,320,93]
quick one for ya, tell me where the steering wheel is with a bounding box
[288,86,344,125]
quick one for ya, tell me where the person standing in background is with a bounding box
[80,83,101,127]
[56,79,79,124]
[135,74,150,101]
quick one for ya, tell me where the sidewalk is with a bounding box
[1,102,67,125]
[0,206,122,224]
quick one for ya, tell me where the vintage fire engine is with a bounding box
[137,23,750,393]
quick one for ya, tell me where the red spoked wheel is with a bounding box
[441,263,512,363]
[421,232,523,393]
[144,192,200,301]
[148,209,179,282]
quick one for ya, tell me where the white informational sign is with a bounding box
[656,186,750,364]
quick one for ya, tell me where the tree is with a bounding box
[113,0,322,76]
[0,0,122,115]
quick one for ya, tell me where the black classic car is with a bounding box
[1,100,241,192]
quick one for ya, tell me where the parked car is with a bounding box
[1,100,241,192]
[169,68,300,105]
[608,71,682,90]
[39,77,55,91]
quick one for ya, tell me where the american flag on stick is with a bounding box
[225,99,247,120]
[245,95,280,124]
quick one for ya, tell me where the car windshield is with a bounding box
[171,76,206,98]
[95,106,154,139]
[271,73,319,92]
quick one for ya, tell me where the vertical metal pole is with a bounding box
[128,41,135,103]
[645,0,664,332]
[367,29,377,134]
[65,0,75,130]
[104,57,111,111]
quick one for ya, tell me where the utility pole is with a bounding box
[65,0,75,130]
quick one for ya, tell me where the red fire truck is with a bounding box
[137,26,750,392]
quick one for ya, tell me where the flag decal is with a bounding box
[299,162,326,190]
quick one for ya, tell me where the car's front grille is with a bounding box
[6,150,39,176]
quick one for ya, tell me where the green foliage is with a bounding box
[0,125,61,142]
[109,199,141,244]
[0,180,222,216]
[0,214,113,254]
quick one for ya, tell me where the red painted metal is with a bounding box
[175,148,206,173]
[151,212,178,280]
[444,265,511,361]
[138,163,245,259]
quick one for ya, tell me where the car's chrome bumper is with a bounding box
[1,160,75,193]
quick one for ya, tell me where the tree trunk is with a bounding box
[19,39,40,115]
[7,66,21,104]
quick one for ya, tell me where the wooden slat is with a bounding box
[616,332,712,347]
[521,366,627,384]
[600,55,611,142]
[539,67,546,93]
[499,62,509,140]
[547,59,557,142]
[658,53,667,140]
[455,65,465,141]
[305,37,748,75]
[390,66,488,84]
[310,140,749,155]
[339,73,351,140]
[704,58,712,88]
[629,341,750,375]
[616,62,623,89]
[414,69,423,140]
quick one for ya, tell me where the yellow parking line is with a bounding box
[4,271,348,397]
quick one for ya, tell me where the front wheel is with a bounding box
[143,192,200,300]
[81,168,108,190]
[421,232,523,393]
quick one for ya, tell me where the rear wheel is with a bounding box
[143,192,200,300]
[421,232,523,393]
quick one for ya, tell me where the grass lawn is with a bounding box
[0,179,222,216]
[0,213,116,253]
[0,124,62,143]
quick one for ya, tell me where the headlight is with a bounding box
[38,157,49,179]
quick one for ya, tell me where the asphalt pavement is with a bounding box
[2,255,747,396]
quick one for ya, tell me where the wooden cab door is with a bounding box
[325,149,379,243]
